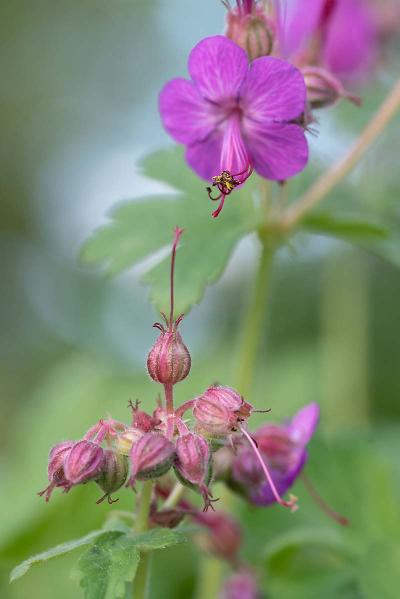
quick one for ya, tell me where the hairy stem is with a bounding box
[132,481,153,599]
[282,77,400,230]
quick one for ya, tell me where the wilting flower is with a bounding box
[230,403,319,505]
[159,35,308,217]
[275,0,378,80]
[221,569,260,599]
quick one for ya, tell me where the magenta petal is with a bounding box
[159,78,219,145]
[289,403,320,445]
[323,0,377,78]
[185,129,223,181]
[188,35,248,103]
[240,57,306,122]
[250,450,307,506]
[274,0,325,57]
[244,122,308,180]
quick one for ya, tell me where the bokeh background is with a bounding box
[1,1,399,598]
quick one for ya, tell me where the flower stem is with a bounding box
[282,77,400,230]
[234,237,275,397]
[132,481,153,599]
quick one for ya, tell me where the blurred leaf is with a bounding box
[10,530,118,583]
[74,532,139,599]
[80,147,258,314]
[132,527,186,552]
[301,213,389,240]
[358,541,400,599]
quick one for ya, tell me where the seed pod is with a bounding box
[38,441,74,501]
[147,328,191,385]
[64,440,105,485]
[127,432,175,487]
[96,449,129,504]
[225,2,275,61]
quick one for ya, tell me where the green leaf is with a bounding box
[132,527,187,551]
[80,147,258,314]
[10,530,118,583]
[301,213,389,241]
[74,532,140,599]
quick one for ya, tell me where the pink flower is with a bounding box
[230,403,319,505]
[159,35,308,217]
[275,0,378,80]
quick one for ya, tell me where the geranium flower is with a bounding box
[275,0,378,80]
[159,35,308,217]
[230,402,320,505]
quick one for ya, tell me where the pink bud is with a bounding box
[225,1,276,61]
[221,570,260,599]
[174,433,215,510]
[194,511,241,562]
[96,449,129,504]
[38,441,74,501]
[64,440,105,484]
[147,328,191,385]
[128,432,175,487]
[150,508,185,529]
[302,66,362,110]
[193,385,252,437]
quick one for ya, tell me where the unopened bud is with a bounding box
[225,2,275,60]
[147,327,191,385]
[174,433,215,510]
[128,432,175,487]
[64,440,105,485]
[193,385,252,437]
[302,66,362,110]
[150,508,185,529]
[221,569,260,599]
[116,427,144,456]
[194,511,241,563]
[96,449,129,504]
[38,441,74,501]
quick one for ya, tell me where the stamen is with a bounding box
[301,473,349,526]
[240,425,298,512]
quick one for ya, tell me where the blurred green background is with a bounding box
[1,1,399,598]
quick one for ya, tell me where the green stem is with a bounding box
[234,237,275,397]
[132,481,153,599]
[197,240,276,599]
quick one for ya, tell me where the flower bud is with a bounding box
[38,441,74,501]
[225,2,275,61]
[150,508,185,529]
[302,66,362,110]
[116,427,144,456]
[221,570,260,599]
[193,385,252,437]
[194,511,241,563]
[127,432,175,487]
[147,328,191,385]
[96,449,129,504]
[64,440,105,485]
[174,433,214,510]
